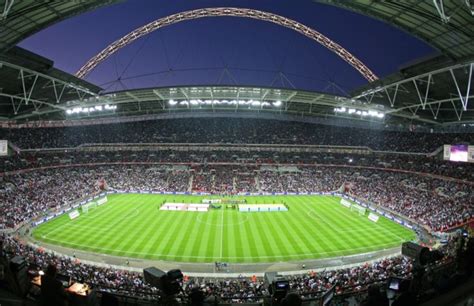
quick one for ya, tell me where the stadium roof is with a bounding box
[12,85,423,126]
[0,0,472,127]
[0,47,102,120]
[0,0,122,52]
[315,0,474,61]
[314,0,474,125]
[352,56,473,125]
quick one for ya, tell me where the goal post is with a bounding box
[82,201,97,213]
[350,204,367,216]
[341,198,366,215]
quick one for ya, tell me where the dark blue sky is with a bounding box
[19,0,436,94]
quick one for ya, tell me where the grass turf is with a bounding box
[32,194,416,263]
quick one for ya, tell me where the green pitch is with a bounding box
[32,194,416,263]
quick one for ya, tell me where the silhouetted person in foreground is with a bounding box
[281,292,302,306]
[189,287,205,306]
[361,285,389,306]
[40,264,68,306]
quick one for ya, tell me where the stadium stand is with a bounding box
[1,1,473,304]
[1,118,473,152]
[1,149,473,180]
[1,162,472,231]
[1,127,472,304]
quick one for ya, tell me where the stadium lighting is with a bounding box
[167,99,283,108]
[66,104,117,115]
[334,107,384,119]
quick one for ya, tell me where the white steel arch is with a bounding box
[76,7,379,82]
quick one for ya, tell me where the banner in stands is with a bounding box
[469,146,474,163]
[0,140,8,156]
[334,193,418,231]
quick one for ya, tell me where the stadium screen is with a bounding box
[0,140,7,156]
[443,144,473,163]
[449,144,468,162]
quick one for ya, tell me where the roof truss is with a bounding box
[0,60,103,119]
[353,61,474,123]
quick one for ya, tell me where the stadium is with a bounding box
[0,1,473,306]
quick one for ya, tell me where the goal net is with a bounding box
[82,201,97,213]
[350,204,367,216]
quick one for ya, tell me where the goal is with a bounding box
[350,204,367,216]
[82,201,97,213]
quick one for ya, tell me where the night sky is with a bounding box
[18,0,436,94]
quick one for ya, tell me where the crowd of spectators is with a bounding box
[1,233,417,302]
[1,234,157,298]
[1,118,472,152]
[1,150,473,181]
[0,156,470,303]
[1,117,472,304]
[0,165,190,229]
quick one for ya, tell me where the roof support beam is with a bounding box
[412,74,432,110]
[19,70,39,106]
[1,0,14,20]
[384,84,399,107]
[152,89,167,110]
[432,0,450,23]
[450,63,472,111]
[354,63,473,100]
[52,81,67,104]
[466,0,474,15]
[125,91,140,101]
[354,61,473,123]
[0,60,100,117]
[0,92,66,115]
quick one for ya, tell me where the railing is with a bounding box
[21,142,373,155]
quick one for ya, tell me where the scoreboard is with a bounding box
[443,144,474,163]
[0,140,8,156]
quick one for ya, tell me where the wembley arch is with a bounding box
[76,7,379,82]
